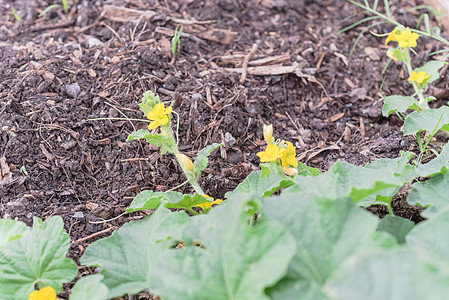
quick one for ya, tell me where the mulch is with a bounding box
[0,0,448,297]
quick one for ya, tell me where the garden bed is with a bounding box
[1,0,448,298]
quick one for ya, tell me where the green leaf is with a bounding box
[377,215,414,243]
[81,207,190,298]
[325,247,449,300]
[0,219,28,249]
[290,160,407,203]
[414,142,449,177]
[193,143,221,175]
[149,196,296,300]
[403,106,449,135]
[407,206,449,264]
[225,170,294,199]
[164,193,210,211]
[414,60,446,84]
[70,275,108,300]
[382,95,420,117]
[262,196,390,287]
[127,129,176,154]
[0,216,78,298]
[407,173,449,218]
[297,161,322,176]
[126,190,165,213]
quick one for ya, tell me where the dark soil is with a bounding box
[1,0,447,297]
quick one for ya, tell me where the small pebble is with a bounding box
[192,93,203,101]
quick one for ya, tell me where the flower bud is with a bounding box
[176,153,194,172]
[283,166,298,176]
[263,124,274,144]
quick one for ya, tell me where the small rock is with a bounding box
[192,93,203,101]
[65,83,81,99]
[26,212,33,219]
[224,132,236,146]
[72,211,84,218]
[86,35,104,48]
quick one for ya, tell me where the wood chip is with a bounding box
[103,5,156,23]
[329,112,345,123]
[0,157,12,182]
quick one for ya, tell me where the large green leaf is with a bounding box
[126,190,166,213]
[193,143,221,175]
[0,219,28,248]
[414,60,446,84]
[377,215,414,244]
[407,206,449,264]
[290,160,408,203]
[225,170,293,198]
[407,173,449,217]
[414,142,449,177]
[126,129,176,154]
[403,106,449,135]
[126,191,210,213]
[324,247,449,300]
[149,195,296,300]
[382,95,420,117]
[262,195,390,289]
[70,274,108,300]
[0,216,78,299]
[81,207,190,298]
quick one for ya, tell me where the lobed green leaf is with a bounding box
[149,195,296,300]
[81,207,190,298]
[0,219,28,249]
[381,95,420,117]
[0,216,78,298]
[127,129,176,154]
[403,106,449,136]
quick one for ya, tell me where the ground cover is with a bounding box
[1,0,449,299]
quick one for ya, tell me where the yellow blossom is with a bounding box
[196,194,223,210]
[29,286,58,300]
[283,166,298,176]
[147,102,172,130]
[280,141,298,167]
[263,124,274,144]
[396,29,419,48]
[257,144,285,163]
[176,153,194,172]
[384,27,398,45]
[408,71,430,84]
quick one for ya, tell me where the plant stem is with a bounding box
[387,203,395,216]
[163,124,205,195]
[403,48,426,104]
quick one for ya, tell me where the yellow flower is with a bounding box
[147,102,172,130]
[280,141,298,167]
[176,153,194,172]
[283,166,298,176]
[196,194,223,210]
[385,27,398,45]
[408,71,430,84]
[257,144,285,163]
[263,124,274,144]
[29,286,57,300]
[396,29,419,48]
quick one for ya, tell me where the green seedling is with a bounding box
[171,24,183,56]
[39,0,68,17]
[11,6,21,21]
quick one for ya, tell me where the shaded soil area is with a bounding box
[1,0,448,297]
